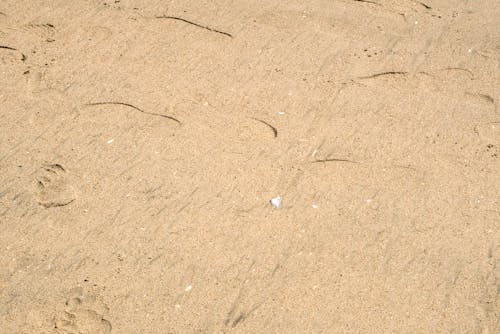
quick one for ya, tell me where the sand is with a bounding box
[0,0,499,333]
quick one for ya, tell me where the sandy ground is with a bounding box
[0,0,499,333]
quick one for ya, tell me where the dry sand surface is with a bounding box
[1,0,499,333]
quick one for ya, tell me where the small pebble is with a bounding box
[270,195,283,209]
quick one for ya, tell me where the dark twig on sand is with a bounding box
[0,45,27,61]
[155,15,233,38]
[250,118,278,138]
[86,102,181,124]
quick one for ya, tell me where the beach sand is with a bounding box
[0,1,499,332]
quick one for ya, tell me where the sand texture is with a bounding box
[0,0,499,333]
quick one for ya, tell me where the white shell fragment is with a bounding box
[270,195,283,209]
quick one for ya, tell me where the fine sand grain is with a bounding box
[0,1,499,333]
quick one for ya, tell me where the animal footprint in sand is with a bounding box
[35,163,75,208]
[54,288,111,334]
